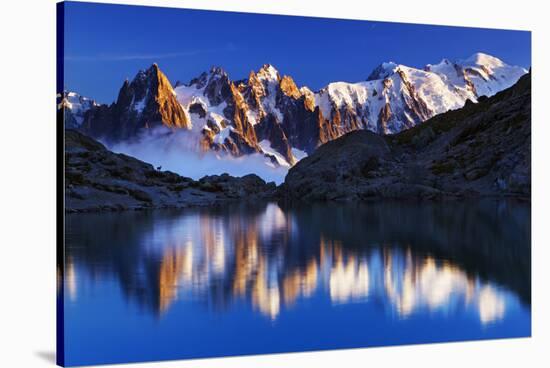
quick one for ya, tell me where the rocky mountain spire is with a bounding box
[82,63,189,142]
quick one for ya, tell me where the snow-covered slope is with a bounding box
[174,70,231,137]
[60,91,99,128]
[316,52,527,134]
[425,53,527,99]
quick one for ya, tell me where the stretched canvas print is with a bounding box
[57,1,532,366]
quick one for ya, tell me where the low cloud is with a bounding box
[108,127,288,184]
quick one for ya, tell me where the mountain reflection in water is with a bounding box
[62,200,530,365]
[64,201,529,319]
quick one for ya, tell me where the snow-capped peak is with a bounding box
[60,91,99,128]
[462,52,505,68]
[452,52,528,97]
[60,91,99,111]
[184,67,229,90]
[424,58,452,71]
[257,64,280,82]
[366,61,400,81]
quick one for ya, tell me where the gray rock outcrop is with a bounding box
[280,73,531,201]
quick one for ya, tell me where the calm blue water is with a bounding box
[61,200,531,366]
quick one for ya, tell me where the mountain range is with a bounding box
[61,52,527,169]
[64,70,531,212]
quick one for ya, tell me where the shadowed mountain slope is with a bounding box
[280,72,531,201]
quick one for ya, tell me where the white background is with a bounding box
[0,0,548,367]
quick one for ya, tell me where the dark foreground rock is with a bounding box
[65,130,276,212]
[280,73,531,201]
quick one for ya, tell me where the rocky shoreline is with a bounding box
[64,130,276,212]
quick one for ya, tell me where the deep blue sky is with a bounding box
[62,1,531,104]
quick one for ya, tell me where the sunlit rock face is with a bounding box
[81,64,190,142]
[64,200,529,324]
